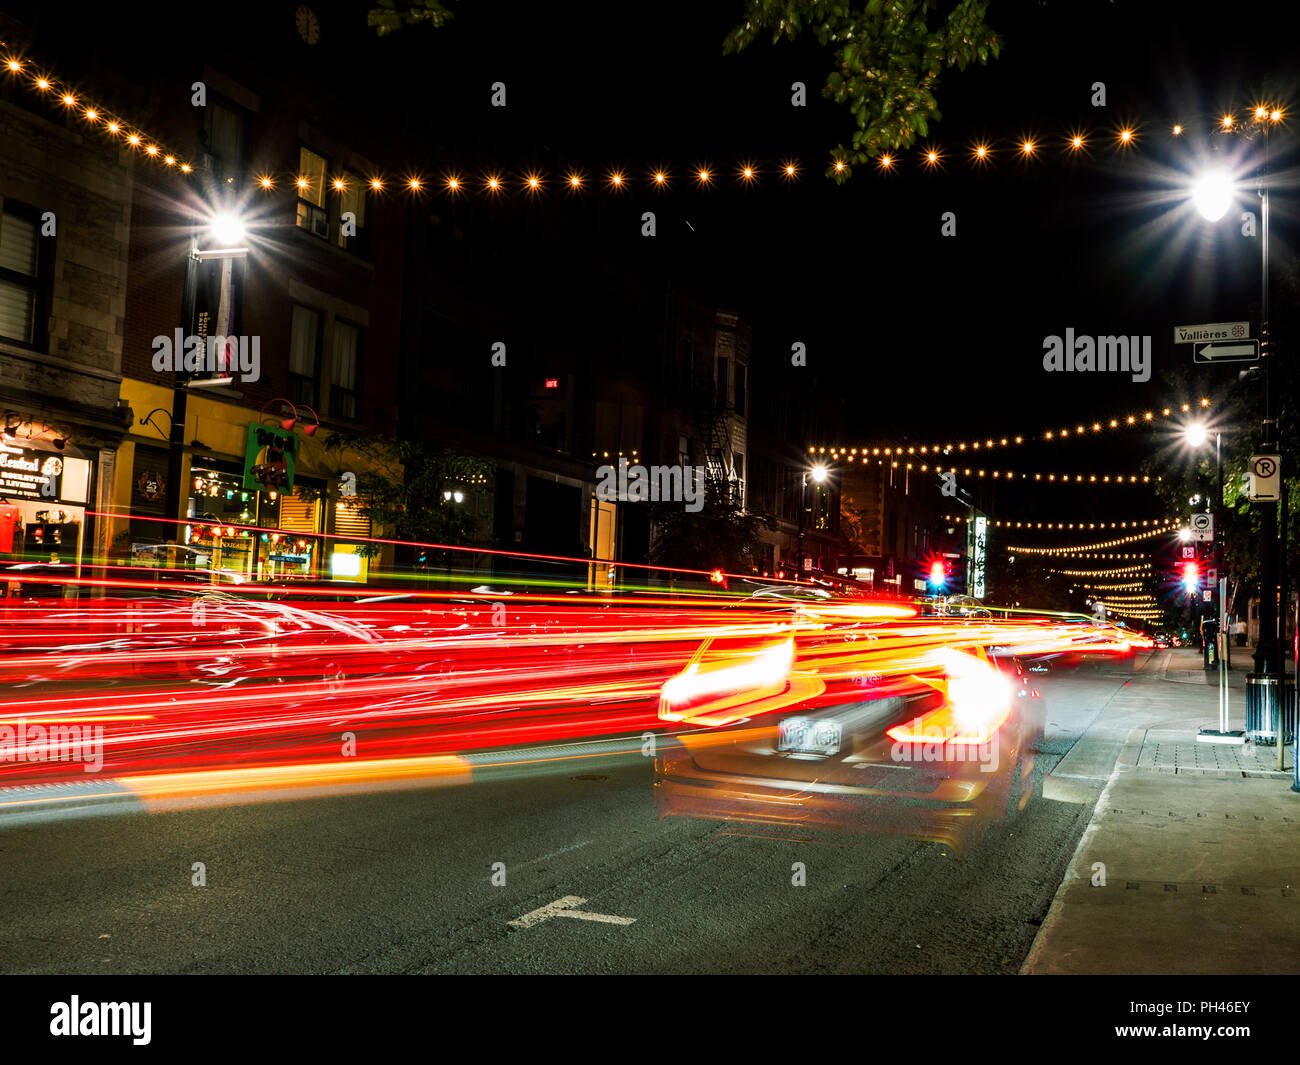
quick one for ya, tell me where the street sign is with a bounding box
[1190,512,1213,541]
[1193,339,1259,364]
[1202,589,1213,602]
[1206,568,1218,587]
[1181,545,1197,559]
[1248,454,1281,501]
[1174,321,1250,344]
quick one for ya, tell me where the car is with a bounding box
[939,594,993,619]
[1153,633,1172,649]
[652,606,1046,855]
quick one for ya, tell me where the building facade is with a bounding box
[0,18,136,582]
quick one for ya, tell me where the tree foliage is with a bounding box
[724,0,1000,179]
[321,432,494,553]
[1144,252,1300,621]
[649,495,778,574]
[366,0,457,36]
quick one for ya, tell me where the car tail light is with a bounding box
[886,648,1013,747]
[659,639,794,724]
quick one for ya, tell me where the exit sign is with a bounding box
[544,377,559,389]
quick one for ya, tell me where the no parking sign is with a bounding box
[1248,454,1281,502]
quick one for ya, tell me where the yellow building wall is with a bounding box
[115,375,398,578]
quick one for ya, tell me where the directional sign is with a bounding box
[1193,339,1259,364]
[1248,454,1281,502]
[1174,321,1250,344]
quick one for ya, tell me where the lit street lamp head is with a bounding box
[1190,170,1234,222]
[810,464,829,483]
[1185,423,1209,447]
[208,214,246,247]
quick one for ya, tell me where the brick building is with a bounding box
[0,15,136,577]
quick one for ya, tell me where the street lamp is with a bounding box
[1188,160,1281,683]
[797,463,830,573]
[206,214,247,250]
[1190,169,1234,222]
[161,207,252,550]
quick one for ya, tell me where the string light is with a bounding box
[1053,564,1152,577]
[2,50,1288,206]
[945,516,1173,529]
[817,450,1163,484]
[820,398,1210,456]
[1006,523,1179,555]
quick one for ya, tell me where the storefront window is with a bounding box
[163,462,259,582]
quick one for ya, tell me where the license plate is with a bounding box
[777,716,841,756]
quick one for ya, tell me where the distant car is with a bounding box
[1153,633,1171,649]
[939,594,992,619]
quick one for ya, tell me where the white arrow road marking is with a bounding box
[508,895,636,929]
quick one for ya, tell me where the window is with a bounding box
[295,147,329,239]
[336,172,365,251]
[330,320,360,420]
[296,149,368,253]
[203,102,244,181]
[288,305,321,406]
[678,435,692,468]
[735,363,747,417]
[0,204,40,345]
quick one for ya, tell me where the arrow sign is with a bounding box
[1193,340,1259,364]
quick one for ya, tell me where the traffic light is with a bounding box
[926,556,955,591]
[1181,561,1200,593]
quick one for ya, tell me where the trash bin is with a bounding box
[1245,673,1295,745]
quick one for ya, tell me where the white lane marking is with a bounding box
[514,840,591,869]
[508,895,636,929]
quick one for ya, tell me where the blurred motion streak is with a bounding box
[0,567,1147,833]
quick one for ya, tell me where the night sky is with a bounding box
[25,0,1299,506]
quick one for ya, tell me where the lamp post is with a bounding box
[1185,423,1224,667]
[161,212,250,553]
[1190,131,1281,684]
[798,463,828,574]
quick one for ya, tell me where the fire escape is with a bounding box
[694,370,737,506]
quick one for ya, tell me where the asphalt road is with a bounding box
[0,662,1147,974]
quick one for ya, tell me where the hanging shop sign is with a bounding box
[242,423,298,493]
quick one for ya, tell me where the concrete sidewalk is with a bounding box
[1024,648,1300,974]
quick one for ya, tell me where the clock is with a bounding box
[295,4,321,44]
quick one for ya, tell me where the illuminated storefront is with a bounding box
[0,441,94,570]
